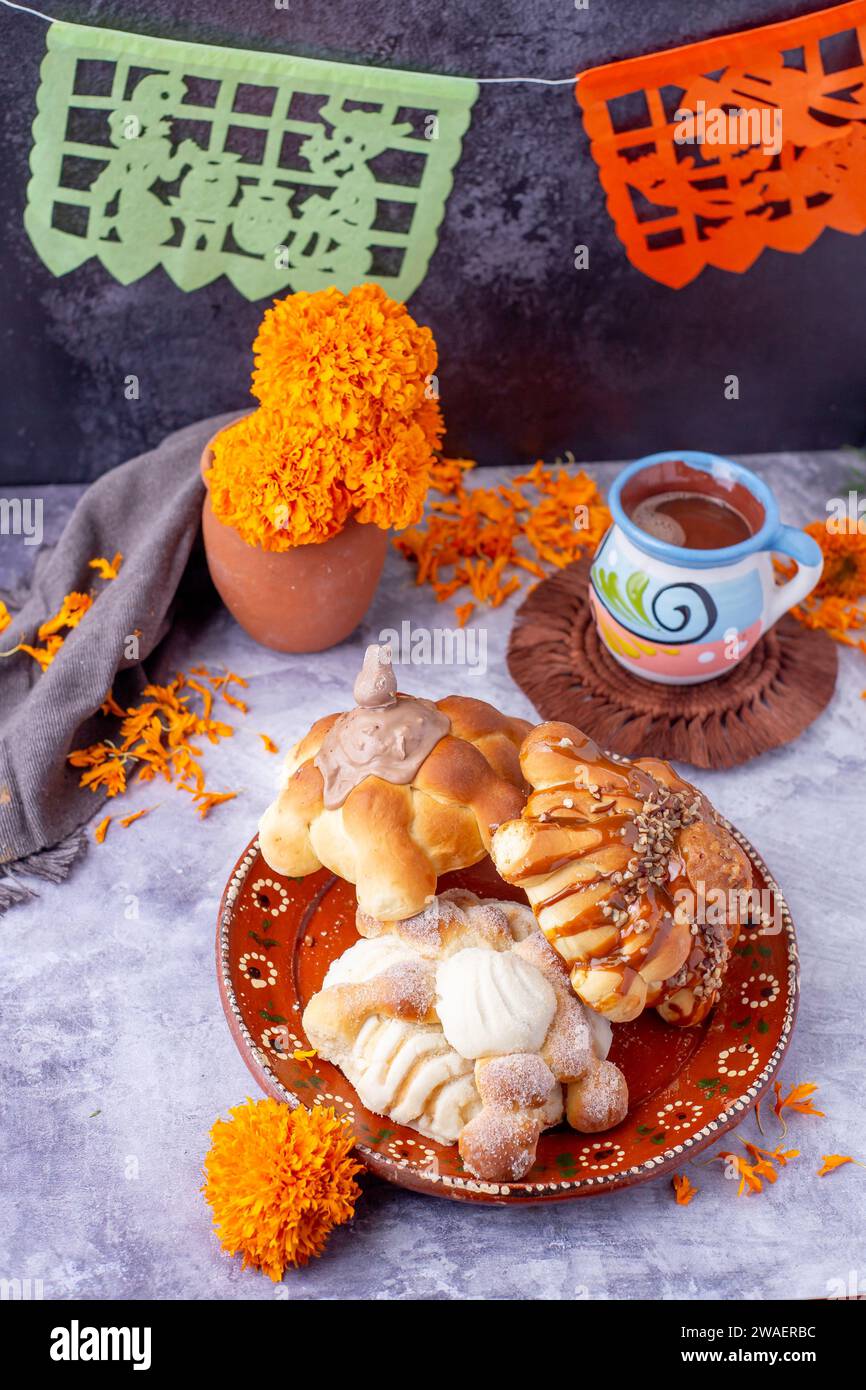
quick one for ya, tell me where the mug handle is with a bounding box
[764,524,824,628]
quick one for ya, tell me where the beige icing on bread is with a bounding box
[314,645,449,809]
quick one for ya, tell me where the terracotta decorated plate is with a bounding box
[216,827,799,1205]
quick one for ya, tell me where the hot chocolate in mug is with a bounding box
[589,452,824,685]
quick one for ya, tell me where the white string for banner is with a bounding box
[0,0,580,85]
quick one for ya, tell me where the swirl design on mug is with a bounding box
[650,582,718,644]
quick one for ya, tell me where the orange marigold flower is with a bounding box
[89,552,123,581]
[37,591,93,639]
[207,409,353,550]
[672,1173,698,1205]
[251,283,438,435]
[805,520,866,600]
[0,600,11,634]
[207,287,441,551]
[202,1099,362,1279]
[346,417,437,533]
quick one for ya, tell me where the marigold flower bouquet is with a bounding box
[201,283,442,652]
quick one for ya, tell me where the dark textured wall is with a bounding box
[1,0,864,484]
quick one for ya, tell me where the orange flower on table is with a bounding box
[202,1098,362,1280]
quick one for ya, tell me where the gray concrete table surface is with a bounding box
[1,452,864,1301]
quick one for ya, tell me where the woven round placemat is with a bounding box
[507,556,838,769]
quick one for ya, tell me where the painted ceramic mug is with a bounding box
[589,452,824,685]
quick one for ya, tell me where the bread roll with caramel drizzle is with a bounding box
[491,721,752,1026]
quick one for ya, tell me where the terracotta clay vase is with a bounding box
[200,433,388,653]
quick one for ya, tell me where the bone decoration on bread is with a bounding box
[491,722,753,1026]
[259,646,532,921]
[302,889,628,1183]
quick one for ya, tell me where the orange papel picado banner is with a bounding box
[575,0,866,287]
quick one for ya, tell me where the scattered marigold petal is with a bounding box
[259,733,279,754]
[396,455,610,619]
[69,663,248,819]
[88,552,123,581]
[80,757,128,797]
[119,808,151,828]
[817,1154,864,1177]
[94,815,111,844]
[187,677,214,719]
[19,637,64,670]
[672,1173,698,1205]
[717,1151,765,1196]
[293,1048,317,1067]
[37,592,93,640]
[100,690,126,718]
[454,602,475,628]
[0,600,11,635]
[191,790,237,819]
[773,1080,825,1122]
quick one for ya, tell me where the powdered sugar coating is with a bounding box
[304,889,629,1180]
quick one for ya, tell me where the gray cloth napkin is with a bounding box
[0,411,240,905]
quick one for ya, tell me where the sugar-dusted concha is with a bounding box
[302,889,628,1182]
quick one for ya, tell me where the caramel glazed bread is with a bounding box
[491,721,753,1026]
